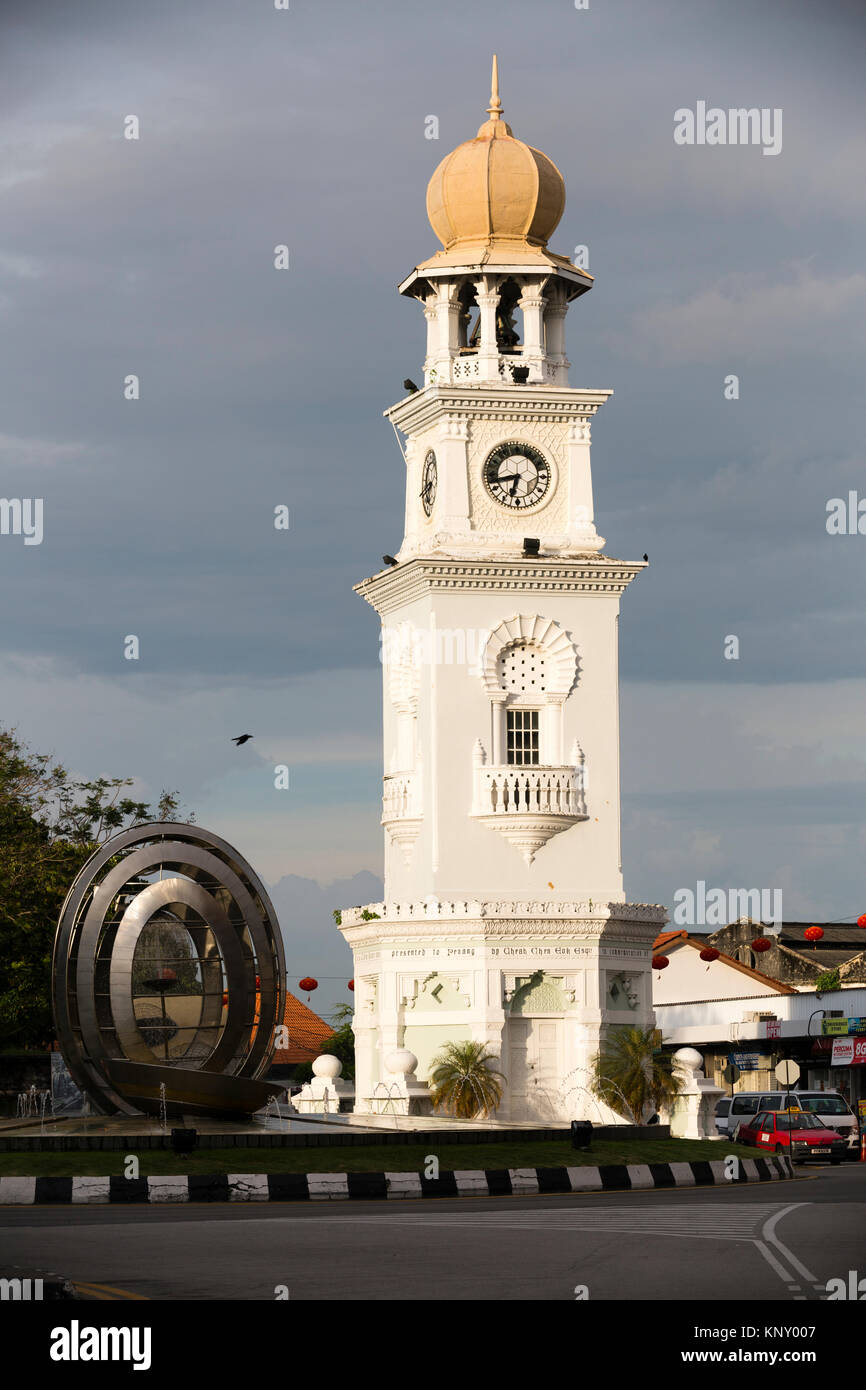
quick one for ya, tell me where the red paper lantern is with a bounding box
[651,955,670,971]
[857,914,866,929]
[348,979,355,991]
[221,991,228,1008]
[751,937,772,953]
[804,926,824,948]
[298,977,318,997]
[699,947,720,965]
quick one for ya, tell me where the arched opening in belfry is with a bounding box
[495,277,522,351]
[464,277,523,353]
[457,281,478,351]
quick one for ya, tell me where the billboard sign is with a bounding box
[729,1053,763,1070]
[830,1037,866,1066]
[822,1017,866,1036]
[822,1018,850,1036]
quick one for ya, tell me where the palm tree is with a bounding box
[592,1026,682,1123]
[428,1040,504,1120]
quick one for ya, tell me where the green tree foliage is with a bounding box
[0,727,188,1049]
[290,1005,355,1083]
[814,968,841,994]
[592,1026,682,1124]
[315,1005,356,1080]
[428,1040,504,1120]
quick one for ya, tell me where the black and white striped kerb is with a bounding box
[0,1157,793,1205]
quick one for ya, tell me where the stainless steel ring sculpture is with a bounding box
[51,823,286,1117]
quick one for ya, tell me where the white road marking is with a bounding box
[252,1200,823,1298]
[753,1238,798,1285]
[761,1205,818,1284]
[292,1202,793,1240]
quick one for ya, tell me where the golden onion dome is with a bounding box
[425,57,566,263]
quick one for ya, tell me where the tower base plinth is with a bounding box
[339,898,667,1124]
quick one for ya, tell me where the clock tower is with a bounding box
[338,60,666,1121]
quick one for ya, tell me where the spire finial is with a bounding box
[487,54,502,119]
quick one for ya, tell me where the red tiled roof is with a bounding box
[652,932,797,994]
[653,930,688,950]
[272,991,334,1064]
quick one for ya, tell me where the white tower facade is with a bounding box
[339,62,665,1121]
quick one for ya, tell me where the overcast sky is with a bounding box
[1,0,864,1017]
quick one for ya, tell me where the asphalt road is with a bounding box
[2,1165,864,1301]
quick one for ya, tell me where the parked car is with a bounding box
[791,1092,859,1155]
[736,1109,847,1164]
[714,1097,732,1136]
[721,1090,859,1153]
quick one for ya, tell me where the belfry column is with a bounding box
[423,296,438,385]
[519,287,547,381]
[427,284,460,384]
[474,277,501,380]
[544,290,569,385]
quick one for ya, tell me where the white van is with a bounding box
[723,1090,859,1153]
[794,1092,859,1153]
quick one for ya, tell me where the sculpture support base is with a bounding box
[105,1060,286,1120]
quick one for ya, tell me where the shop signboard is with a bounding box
[821,1017,866,1036]
[728,1052,763,1070]
[830,1037,866,1066]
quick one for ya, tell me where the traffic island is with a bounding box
[0,1152,794,1203]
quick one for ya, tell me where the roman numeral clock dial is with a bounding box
[420,449,437,516]
[484,441,551,510]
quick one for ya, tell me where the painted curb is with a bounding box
[0,1156,794,1204]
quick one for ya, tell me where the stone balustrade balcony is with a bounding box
[382,771,422,863]
[425,351,569,388]
[471,763,587,865]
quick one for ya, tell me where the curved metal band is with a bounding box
[76,843,277,1094]
[52,823,286,1117]
[108,877,246,1069]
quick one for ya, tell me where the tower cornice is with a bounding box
[354,555,647,615]
[398,261,592,300]
[385,383,612,435]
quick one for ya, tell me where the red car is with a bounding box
[737,1109,846,1164]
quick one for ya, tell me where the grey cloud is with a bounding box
[1,0,864,931]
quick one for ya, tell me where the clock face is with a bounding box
[483,441,551,510]
[421,449,437,517]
